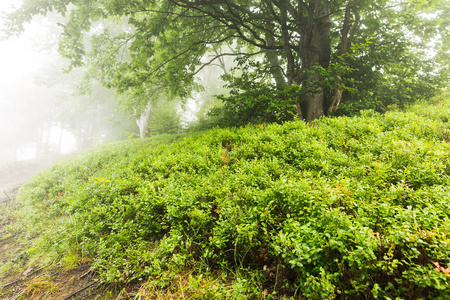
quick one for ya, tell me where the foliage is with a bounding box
[147,102,182,135]
[209,58,301,127]
[3,0,448,121]
[204,44,359,128]
[336,1,449,115]
[15,99,450,298]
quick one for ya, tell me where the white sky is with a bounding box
[0,1,77,159]
[0,0,51,92]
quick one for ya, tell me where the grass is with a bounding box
[8,97,450,299]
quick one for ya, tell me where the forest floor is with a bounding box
[0,163,113,300]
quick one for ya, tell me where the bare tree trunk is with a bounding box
[265,33,286,89]
[305,91,325,122]
[300,1,332,122]
[328,0,357,114]
[135,102,152,139]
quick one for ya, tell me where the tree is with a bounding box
[148,99,182,135]
[3,0,448,124]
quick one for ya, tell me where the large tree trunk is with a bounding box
[300,1,332,122]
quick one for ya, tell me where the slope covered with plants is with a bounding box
[15,99,450,299]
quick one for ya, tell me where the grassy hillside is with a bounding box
[9,99,450,299]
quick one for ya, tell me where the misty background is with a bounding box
[0,1,232,170]
[0,2,162,167]
[0,1,134,167]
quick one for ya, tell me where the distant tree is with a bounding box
[336,0,450,114]
[147,100,182,135]
[3,0,448,125]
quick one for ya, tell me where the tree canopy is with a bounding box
[3,0,449,126]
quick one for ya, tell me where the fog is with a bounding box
[0,1,134,168]
[0,1,232,173]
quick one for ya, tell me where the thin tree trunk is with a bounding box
[135,102,152,139]
[328,0,357,114]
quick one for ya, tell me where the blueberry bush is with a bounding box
[16,99,450,299]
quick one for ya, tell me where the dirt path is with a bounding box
[0,161,144,299]
[0,162,53,204]
[0,209,105,299]
[0,162,112,299]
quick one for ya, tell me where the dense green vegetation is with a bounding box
[12,98,450,299]
[4,1,448,129]
[2,1,449,297]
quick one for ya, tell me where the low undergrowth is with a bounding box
[14,99,450,299]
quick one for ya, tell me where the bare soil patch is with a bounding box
[0,166,116,300]
[0,201,113,300]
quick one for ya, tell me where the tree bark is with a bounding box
[300,1,332,122]
[135,102,152,139]
[265,33,286,89]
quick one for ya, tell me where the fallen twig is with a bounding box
[61,281,98,300]
[1,278,23,289]
[25,265,46,278]
[50,270,61,277]
[3,191,11,200]
[0,263,50,288]
[80,268,93,279]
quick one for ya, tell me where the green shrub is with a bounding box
[148,102,182,135]
[16,99,450,298]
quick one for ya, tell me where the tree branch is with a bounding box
[192,50,266,76]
